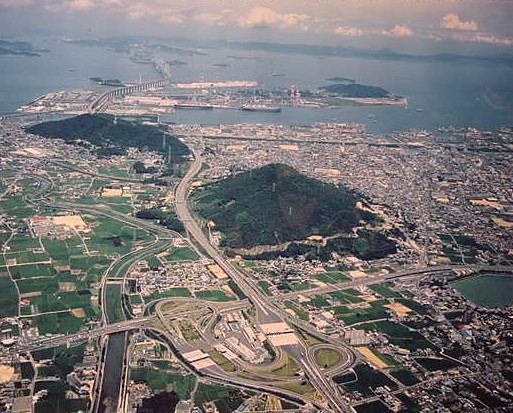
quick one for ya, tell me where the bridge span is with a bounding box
[89,79,168,113]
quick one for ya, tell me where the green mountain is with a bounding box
[26,114,189,162]
[320,83,390,98]
[193,164,376,249]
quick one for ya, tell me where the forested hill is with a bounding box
[26,114,190,161]
[320,83,391,98]
[193,163,376,248]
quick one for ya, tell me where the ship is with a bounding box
[241,104,281,113]
[174,103,214,110]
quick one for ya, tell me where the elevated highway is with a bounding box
[173,148,355,413]
[89,79,167,113]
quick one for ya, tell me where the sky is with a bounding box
[1,0,513,52]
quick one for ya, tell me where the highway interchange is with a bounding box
[7,143,513,413]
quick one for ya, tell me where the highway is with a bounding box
[5,316,157,356]
[173,148,354,413]
[274,264,513,302]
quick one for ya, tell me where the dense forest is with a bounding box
[193,164,377,249]
[135,208,184,233]
[26,114,190,163]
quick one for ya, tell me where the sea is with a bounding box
[1,38,512,134]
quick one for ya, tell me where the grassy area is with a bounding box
[29,290,92,313]
[275,381,315,395]
[5,233,41,252]
[178,320,201,343]
[0,276,18,317]
[292,282,312,292]
[196,290,236,302]
[32,312,84,335]
[4,251,50,265]
[195,385,248,413]
[337,300,391,325]
[257,280,272,296]
[368,282,402,299]
[269,353,301,377]
[329,289,364,304]
[354,400,393,413]
[144,288,192,302]
[209,351,237,372]
[390,369,420,386]
[396,298,431,315]
[194,383,230,405]
[296,329,325,347]
[164,248,199,262]
[42,239,71,263]
[284,301,309,321]
[17,277,58,294]
[130,368,195,398]
[415,357,459,371]
[354,320,437,351]
[105,283,125,323]
[34,380,89,413]
[313,348,345,368]
[309,295,330,308]
[9,264,54,279]
[312,273,337,284]
[335,363,397,397]
[98,164,134,178]
[314,270,350,284]
[331,305,351,315]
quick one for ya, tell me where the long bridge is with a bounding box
[89,79,168,112]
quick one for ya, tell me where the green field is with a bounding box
[4,251,50,265]
[335,363,397,397]
[314,270,350,284]
[144,288,192,302]
[416,357,459,371]
[355,320,437,351]
[329,289,364,304]
[396,298,431,315]
[196,290,236,302]
[35,380,89,413]
[368,282,402,299]
[164,248,199,262]
[452,274,513,308]
[291,282,312,292]
[313,348,345,368]
[195,385,248,413]
[390,369,420,386]
[354,400,393,413]
[5,233,41,252]
[17,277,58,294]
[309,295,330,308]
[337,300,391,325]
[9,264,54,279]
[284,301,309,321]
[0,276,18,317]
[257,280,272,296]
[130,368,195,398]
[105,283,125,323]
[32,312,84,335]
[209,350,237,372]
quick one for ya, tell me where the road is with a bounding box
[4,316,157,356]
[174,148,354,413]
